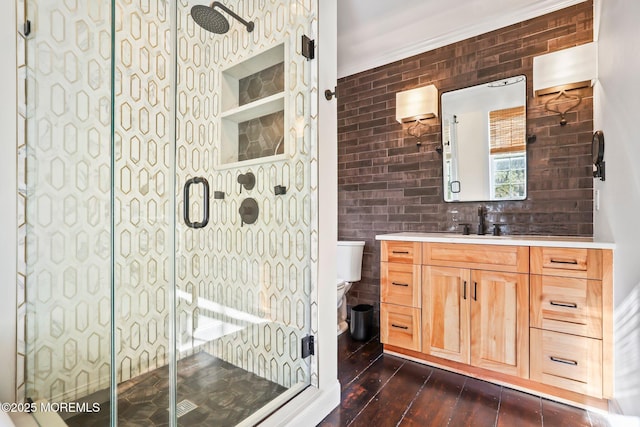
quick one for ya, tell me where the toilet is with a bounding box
[336,240,365,335]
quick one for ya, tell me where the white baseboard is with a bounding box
[258,380,341,427]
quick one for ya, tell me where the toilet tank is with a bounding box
[337,241,365,282]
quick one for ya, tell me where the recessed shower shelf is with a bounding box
[218,42,288,166]
[220,92,284,123]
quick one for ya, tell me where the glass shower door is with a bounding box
[111,0,319,425]
[172,1,319,425]
[111,0,176,425]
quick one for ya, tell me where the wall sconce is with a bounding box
[396,84,438,143]
[533,42,596,126]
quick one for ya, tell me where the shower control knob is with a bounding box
[239,198,259,226]
[239,206,254,215]
[237,172,255,193]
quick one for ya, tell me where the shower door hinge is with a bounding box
[301,335,315,358]
[301,35,315,60]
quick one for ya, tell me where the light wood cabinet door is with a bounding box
[381,262,421,307]
[381,241,422,264]
[422,266,471,364]
[530,328,602,398]
[381,303,421,352]
[530,247,602,279]
[470,270,529,378]
[530,275,602,338]
[423,243,529,273]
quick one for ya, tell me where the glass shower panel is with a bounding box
[174,0,318,425]
[23,0,114,424]
[112,0,176,425]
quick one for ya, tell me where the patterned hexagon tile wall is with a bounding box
[21,0,319,404]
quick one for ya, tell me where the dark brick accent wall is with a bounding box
[338,2,594,314]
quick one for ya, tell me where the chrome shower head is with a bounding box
[191,1,254,34]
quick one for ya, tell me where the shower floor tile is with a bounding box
[66,352,287,427]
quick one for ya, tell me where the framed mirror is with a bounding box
[441,75,527,202]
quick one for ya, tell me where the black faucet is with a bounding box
[477,207,486,235]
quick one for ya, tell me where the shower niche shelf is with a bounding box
[220,92,284,123]
[219,43,287,167]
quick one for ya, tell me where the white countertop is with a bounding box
[375,232,615,249]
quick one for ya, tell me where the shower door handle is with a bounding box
[183,177,210,229]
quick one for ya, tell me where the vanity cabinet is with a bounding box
[377,234,614,409]
[421,244,529,378]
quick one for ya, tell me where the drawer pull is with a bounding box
[391,282,409,287]
[550,356,578,366]
[550,301,578,309]
[391,324,409,330]
[550,259,579,265]
[392,251,410,254]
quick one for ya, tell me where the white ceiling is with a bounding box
[337,0,587,78]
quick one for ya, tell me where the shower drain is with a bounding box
[173,399,198,418]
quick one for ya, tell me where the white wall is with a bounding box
[337,0,587,77]
[594,0,640,416]
[0,0,17,403]
[316,0,338,392]
[265,0,341,423]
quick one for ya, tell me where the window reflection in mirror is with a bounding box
[441,76,527,202]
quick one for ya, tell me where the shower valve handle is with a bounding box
[239,198,259,227]
[237,172,255,193]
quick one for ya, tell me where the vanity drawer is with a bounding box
[530,247,602,279]
[381,262,421,307]
[381,303,421,352]
[531,275,602,338]
[381,241,422,264]
[422,243,529,273]
[530,328,602,398]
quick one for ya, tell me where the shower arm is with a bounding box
[211,1,254,31]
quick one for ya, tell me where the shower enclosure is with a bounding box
[19,0,319,425]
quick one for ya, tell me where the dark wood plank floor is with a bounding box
[319,331,611,427]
